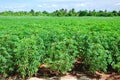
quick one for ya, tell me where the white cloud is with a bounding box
[51,4,57,7]
[17,4,27,8]
[0,5,3,8]
[10,3,27,9]
[0,3,28,11]
[0,0,120,12]
[43,3,47,6]
[75,2,90,7]
[6,4,26,9]
[81,3,86,6]
[38,5,42,7]
[115,3,120,6]
[35,0,80,3]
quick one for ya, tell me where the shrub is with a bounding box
[15,37,40,77]
[0,34,19,76]
[45,38,78,74]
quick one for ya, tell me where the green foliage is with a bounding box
[83,32,108,73]
[45,39,78,74]
[0,9,120,17]
[0,17,120,77]
[111,36,120,72]
[0,34,19,76]
[15,37,40,76]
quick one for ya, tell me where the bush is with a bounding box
[15,37,40,77]
[45,38,78,74]
[0,34,19,76]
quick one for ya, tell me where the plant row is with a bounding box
[0,28,120,77]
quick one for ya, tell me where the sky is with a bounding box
[0,0,120,12]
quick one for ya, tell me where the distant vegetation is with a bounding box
[0,8,120,16]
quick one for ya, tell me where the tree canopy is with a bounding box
[0,9,120,17]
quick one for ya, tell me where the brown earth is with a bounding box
[1,59,120,80]
[27,72,120,80]
[1,70,120,80]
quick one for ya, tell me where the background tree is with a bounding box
[67,8,76,16]
[30,9,35,16]
[77,10,88,16]
[35,11,41,16]
[118,11,120,16]
[42,11,49,16]
[112,10,118,16]
[0,9,120,17]
[87,11,93,16]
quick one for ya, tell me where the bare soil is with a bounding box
[1,59,120,80]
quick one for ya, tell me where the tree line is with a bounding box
[0,8,120,17]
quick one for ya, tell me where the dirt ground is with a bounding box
[28,72,120,80]
[1,71,120,80]
[1,60,120,80]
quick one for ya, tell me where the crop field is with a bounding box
[0,16,120,77]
